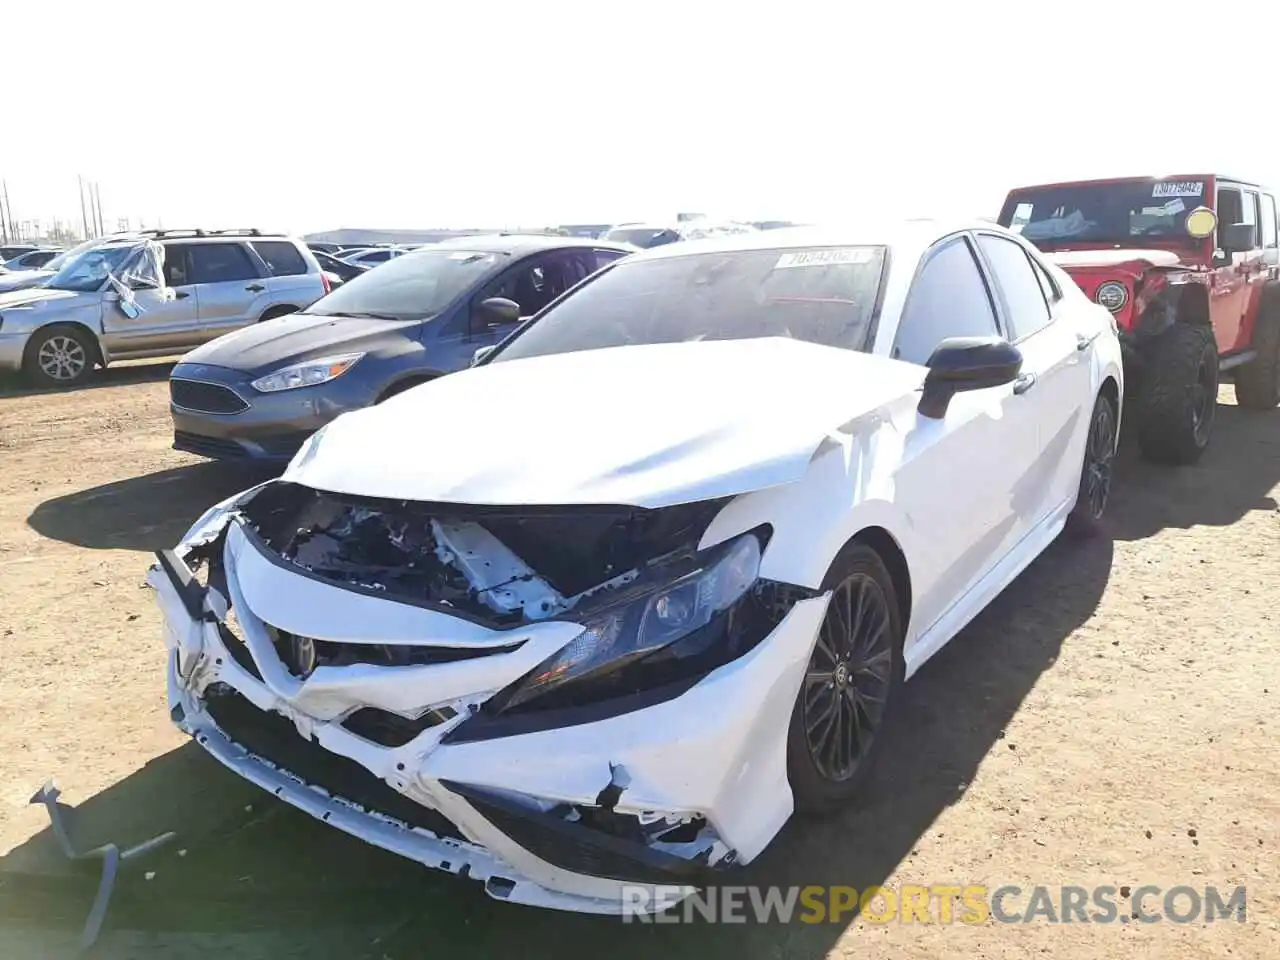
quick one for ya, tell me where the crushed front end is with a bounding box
[148,480,828,912]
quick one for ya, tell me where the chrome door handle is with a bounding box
[1013,373,1037,395]
[1076,331,1100,351]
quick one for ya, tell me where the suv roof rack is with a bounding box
[137,228,269,239]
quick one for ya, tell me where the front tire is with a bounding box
[22,324,97,388]
[1135,323,1218,465]
[786,543,903,814]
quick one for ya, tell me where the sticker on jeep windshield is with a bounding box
[1152,181,1204,198]
[774,248,875,269]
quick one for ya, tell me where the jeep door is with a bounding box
[186,242,270,340]
[1212,184,1267,353]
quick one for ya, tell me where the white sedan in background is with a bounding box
[149,220,1122,913]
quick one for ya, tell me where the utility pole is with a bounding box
[94,182,105,236]
[78,175,90,238]
[4,181,15,243]
[0,179,7,244]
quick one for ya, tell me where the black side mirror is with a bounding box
[475,296,521,327]
[918,336,1023,419]
[1219,222,1257,254]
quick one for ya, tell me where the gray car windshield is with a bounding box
[494,245,887,362]
[45,243,142,292]
[302,249,502,321]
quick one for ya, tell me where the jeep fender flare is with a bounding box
[1133,276,1210,341]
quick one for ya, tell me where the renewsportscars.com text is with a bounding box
[621,884,1248,924]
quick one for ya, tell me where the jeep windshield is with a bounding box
[491,245,887,362]
[301,248,502,322]
[999,180,1208,250]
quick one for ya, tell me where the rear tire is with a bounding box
[1066,391,1117,536]
[786,543,904,815]
[1235,289,1280,410]
[21,324,97,388]
[1135,323,1218,465]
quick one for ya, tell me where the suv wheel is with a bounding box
[1135,323,1218,465]
[1235,289,1280,410]
[22,324,97,388]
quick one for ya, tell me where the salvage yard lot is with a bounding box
[0,363,1277,959]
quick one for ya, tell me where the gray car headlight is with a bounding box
[250,353,364,393]
[496,532,763,711]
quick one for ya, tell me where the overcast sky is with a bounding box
[5,0,1278,235]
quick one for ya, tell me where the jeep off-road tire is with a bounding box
[1234,288,1280,410]
[21,324,97,389]
[786,543,903,815]
[1135,323,1219,465]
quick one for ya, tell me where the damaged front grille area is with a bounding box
[240,482,728,627]
[444,780,725,884]
[263,623,523,676]
[203,684,465,841]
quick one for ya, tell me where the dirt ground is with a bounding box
[0,362,1277,959]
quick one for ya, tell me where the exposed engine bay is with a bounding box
[237,481,731,626]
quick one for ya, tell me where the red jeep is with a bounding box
[998,175,1280,463]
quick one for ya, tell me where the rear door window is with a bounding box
[252,240,309,276]
[187,243,260,284]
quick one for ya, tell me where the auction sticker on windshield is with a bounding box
[775,248,875,269]
[1152,181,1204,198]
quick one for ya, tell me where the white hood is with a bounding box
[283,338,924,508]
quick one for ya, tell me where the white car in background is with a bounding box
[150,220,1122,914]
[600,218,758,248]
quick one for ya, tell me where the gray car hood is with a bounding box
[180,312,417,374]
[0,270,54,294]
[0,286,82,309]
[282,337,925,509]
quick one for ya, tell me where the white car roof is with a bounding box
[626,218,1009,265]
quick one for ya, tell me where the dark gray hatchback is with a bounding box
[168,235,634,461]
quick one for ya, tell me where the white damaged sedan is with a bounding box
[149,221,1123,913]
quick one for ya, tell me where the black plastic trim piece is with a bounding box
[441,779,715,883]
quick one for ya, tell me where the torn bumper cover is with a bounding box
[148,482,828,913]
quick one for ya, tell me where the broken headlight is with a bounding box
[497,533,763,712]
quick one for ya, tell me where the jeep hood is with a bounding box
[283,337,924,509]
[1047,248,1185,271]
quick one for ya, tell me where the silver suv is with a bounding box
[0,229,328,387]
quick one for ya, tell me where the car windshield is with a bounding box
[40,237,105,274]
[45,242,142,292]
[301,248,502,321]
[602,227,681,248]
[999,180,1209,248]
[493,245,887,363]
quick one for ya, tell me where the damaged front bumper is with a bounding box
[147,502,829,914]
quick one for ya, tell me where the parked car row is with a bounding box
[0,228,328,386]
[148,210,1144,914]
